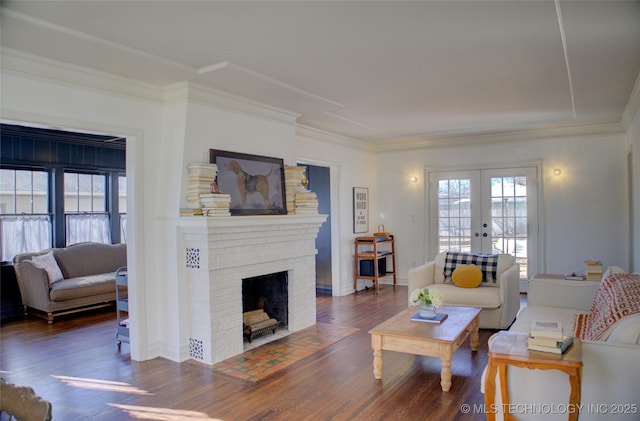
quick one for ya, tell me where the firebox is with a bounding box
[242,271,288,328]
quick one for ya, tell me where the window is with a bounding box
[0,168,52,261]
[64,172,111,246]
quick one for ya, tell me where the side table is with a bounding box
[484,332,583,421]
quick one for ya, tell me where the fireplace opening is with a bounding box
[242,271,288,328]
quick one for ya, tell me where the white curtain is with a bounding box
[120,214,127,244]
[66,214,111,246]
[0,216,52,261]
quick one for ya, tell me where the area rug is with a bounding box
[211,323,359,383]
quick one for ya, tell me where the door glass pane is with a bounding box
[437,178,472,253]
[491,176,528,278]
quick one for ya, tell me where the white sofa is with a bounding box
[482,269,640,421]
[408,251,520,329]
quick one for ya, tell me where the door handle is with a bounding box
[474,233,480,237]
[483,233,488,237]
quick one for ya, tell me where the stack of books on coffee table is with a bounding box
[528,320,573,354]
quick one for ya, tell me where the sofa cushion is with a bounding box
[49,273,120,302]
[53,243,126,279]
[433,251,515,286]
[444,251,499,284]
[31,252,64,285]
[452,264,482,288]
[428,283,501,309]
[510,305,582,337]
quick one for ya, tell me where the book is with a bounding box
[528,335,574,354]
[530,320,563,339]
[528,334,572,347]
[411,312,448,324]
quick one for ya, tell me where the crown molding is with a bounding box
[178,81,300,125]
[375,120,629,152]
[296,124,376,153]
[0,48,164,103]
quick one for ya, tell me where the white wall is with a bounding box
[627,106,640,272]
[377,133,630,280]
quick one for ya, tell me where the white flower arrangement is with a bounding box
[409,287,444,308]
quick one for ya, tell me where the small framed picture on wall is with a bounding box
[353,187,369,234]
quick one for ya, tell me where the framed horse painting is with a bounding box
[209,149,287,215]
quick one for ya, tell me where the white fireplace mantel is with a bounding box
[177,214,326,364]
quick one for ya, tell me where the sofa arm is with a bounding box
[407,261,436,302]
[527,278,599,311]
[498,263,521,327]
[14,261,52,310]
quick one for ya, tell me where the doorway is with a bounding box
[300,163,332,294]
[428,166,539,283]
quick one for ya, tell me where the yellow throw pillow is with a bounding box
[452,264,483,288]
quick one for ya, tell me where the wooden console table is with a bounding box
[353,235,396,293]
[484,333,583,421]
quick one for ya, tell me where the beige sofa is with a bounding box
[408,251,520,329]
[482,269,640,421]
[13,242,127,324]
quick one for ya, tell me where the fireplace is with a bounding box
[177,214,326,364]
[242,271,288,328]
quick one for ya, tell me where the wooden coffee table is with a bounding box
[369,305,481,391]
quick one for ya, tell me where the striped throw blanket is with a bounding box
[574,273,640,341]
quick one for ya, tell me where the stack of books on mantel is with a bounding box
[186,162,218,211]
[528,320,574,354]
[284,166,306,214]
[199,193,231,216]
[294,191,319,214]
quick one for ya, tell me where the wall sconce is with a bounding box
[410,176,419,183]
[553,168,562,176]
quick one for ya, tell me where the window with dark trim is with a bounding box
[0,168,52,261]
[0,124,126,262]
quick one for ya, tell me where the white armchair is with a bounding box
[408,251,520,329]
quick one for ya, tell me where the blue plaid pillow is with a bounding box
[443,251,499,284]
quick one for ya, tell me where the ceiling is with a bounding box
[2,1,640,146]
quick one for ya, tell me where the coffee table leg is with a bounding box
[373,349,383,379]
[470,318,480,351]
[440,345,453,391]
[371,334,383,379]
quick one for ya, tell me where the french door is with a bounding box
[428,167,539,280]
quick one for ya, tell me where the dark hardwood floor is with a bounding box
[1,286,499,420]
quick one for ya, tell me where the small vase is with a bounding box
[419,304,437,318]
